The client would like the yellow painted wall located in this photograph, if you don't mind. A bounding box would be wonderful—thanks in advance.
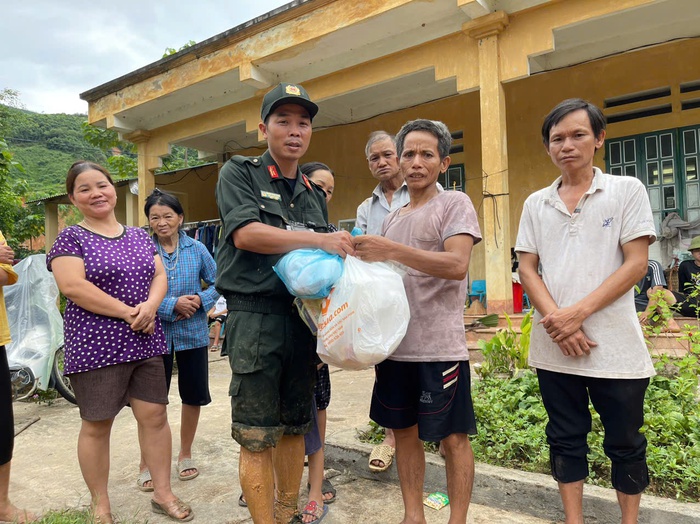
[150,39,700,282]
[303,92,486,278]
[152,164,220,224]
[504,38,700,244]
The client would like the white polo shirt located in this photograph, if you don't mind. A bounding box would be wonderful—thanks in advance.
[515,168,656,379]
[356,182,411,235]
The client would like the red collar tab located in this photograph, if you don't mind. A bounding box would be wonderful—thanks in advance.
[267,165,280,179]
[302,174,313,190]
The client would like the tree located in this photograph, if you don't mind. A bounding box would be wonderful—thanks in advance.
[0,89,57,254]
[81,122,137,179]
[0,138,39,255]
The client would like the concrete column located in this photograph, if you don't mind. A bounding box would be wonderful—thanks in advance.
[44,202,59,253]
[124,186,139,226]
[125,130,156,227]
[464,11,513,313]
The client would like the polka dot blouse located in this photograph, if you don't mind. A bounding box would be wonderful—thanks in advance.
[46,225,167,374]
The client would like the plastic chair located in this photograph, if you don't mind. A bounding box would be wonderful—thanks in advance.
[469,279,487,307]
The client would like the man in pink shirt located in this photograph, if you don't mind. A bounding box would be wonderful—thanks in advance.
[354,119,482,524]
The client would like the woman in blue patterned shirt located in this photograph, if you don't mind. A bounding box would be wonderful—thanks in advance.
[137,189,219,491]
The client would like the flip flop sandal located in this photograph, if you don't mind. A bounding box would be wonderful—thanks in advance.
[368,444,395,472]
[150,498,194,522]
[177,458,199,481]
[238,492,248,507]
[136,469,154,492]
[321,478,336,504]
[301,501,328,523]
[307,479,336,504]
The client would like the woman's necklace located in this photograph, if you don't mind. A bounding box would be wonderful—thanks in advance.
[79,219,123,238]
[158,236,180,272]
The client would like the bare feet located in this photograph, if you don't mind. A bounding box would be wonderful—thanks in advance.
[0,503,38,523]
[665,317,681,333]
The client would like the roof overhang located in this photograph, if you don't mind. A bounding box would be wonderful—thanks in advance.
[80,0,699,155]
[528,0,700,74]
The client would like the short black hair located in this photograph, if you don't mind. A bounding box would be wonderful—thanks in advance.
[541,98,606,148]
[144,188,185,220]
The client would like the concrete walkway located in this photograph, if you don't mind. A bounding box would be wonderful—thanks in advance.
[9,355,700,523]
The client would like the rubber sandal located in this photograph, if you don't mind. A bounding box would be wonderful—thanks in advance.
[368,443,395,472]
[301,501,328,523]
[307,479,336,504]
[177,458,199,481]
[136,469,154,492]
[150,498,194,522]
[238,492,248,507]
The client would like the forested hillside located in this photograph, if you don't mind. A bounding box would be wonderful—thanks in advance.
[3,106,119,198]
[3,104,205,200]
[0,96,204,254]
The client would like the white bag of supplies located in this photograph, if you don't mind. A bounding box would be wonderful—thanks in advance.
[316,256,409,370]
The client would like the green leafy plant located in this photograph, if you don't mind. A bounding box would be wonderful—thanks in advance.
[358,316,700,501]
[639,287,678,339]
[476,310,532,378]
[29,389,59,406]
[357,420,439,453]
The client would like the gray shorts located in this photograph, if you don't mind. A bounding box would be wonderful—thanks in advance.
[69,357,169,421]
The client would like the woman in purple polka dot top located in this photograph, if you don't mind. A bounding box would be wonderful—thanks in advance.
[47,161,193,522]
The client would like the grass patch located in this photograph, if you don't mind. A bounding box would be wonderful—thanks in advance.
[34,509,148,523]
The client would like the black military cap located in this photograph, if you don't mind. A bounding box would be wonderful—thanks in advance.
[260,82,318,122]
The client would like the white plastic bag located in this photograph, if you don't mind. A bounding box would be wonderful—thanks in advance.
[5,255,64,391]
[316,255,409,370]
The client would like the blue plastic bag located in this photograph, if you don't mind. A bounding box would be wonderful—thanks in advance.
[273,248,344,299]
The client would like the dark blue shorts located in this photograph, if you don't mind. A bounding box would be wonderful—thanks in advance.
[370,359,477,442]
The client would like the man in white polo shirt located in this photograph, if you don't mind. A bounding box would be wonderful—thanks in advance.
[516,98,656,524]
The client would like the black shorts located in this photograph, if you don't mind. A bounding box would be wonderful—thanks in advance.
[314,364,331,410]
[370,359,477,442]
[537,369,650,494]
[163,345,212,406]
[1,346,14,465]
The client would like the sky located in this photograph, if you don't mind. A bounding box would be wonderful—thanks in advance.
[1,0,289,115]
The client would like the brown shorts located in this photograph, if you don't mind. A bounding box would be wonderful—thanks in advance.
[69,357,169,421]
